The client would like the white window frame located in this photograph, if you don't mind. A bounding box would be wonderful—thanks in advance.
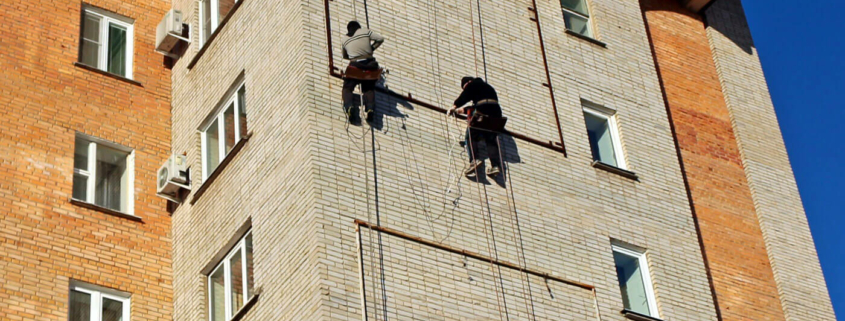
[560,0,594,38]
[612,244,659,318]
[199,80,246,181]
[69,281,131,321]
[73,134,135,215]
[199,0,241,47]
[583,105,626,169]
[81,6,135,79]
[207,230,253,321]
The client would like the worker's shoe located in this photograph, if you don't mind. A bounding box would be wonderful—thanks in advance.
[365,110,375,123]
[464,160,483,178]
[487,165,501,178]
[346,106,360,124]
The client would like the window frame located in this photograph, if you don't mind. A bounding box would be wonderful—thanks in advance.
[73,134,135,215]
[199,0,241,47]
[80,6,135,79]
[583,105,626,169]
[207,230,254,321]
[560,0,594,38]
[200,80,247,181]
[611,244,659,318]
[69,281,131,321]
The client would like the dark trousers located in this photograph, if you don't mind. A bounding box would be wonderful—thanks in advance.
[342,59,379,114]
[466,128,501,169]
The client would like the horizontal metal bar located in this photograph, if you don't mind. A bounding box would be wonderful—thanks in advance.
[330,70,566,153]
[354,219,595,291]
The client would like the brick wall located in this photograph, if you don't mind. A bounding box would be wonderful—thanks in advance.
[642,0,794,320]
[705,0,837,319]
[0,0,173,320]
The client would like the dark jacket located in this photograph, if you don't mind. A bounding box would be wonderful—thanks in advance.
[454,78,502,117]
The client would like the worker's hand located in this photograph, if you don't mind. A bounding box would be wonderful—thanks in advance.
[449,106,463,116]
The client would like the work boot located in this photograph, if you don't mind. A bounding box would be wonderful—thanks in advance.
[487,165,501,178]
[464,159,483,178]
[346,106,360,124]
[365,110,375,123]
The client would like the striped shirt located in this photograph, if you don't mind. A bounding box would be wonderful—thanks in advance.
[342,28,385,60]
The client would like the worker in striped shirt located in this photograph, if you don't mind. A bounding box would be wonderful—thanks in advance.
[342,21,385,124]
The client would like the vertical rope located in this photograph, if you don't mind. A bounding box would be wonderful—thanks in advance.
[498,136,537,320]
[467,128,507,321]
[475,0,489,80]
[467,0,480,77]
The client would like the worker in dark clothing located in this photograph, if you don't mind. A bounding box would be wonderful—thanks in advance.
[342,21,385,124]
[449,77,503,178]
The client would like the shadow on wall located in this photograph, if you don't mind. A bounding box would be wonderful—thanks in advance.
[349,84,524,188]
[643,0,754,55]
[702,0,754,55]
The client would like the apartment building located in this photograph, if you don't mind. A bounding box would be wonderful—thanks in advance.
[0,0,174,320]
[0,0,835,320]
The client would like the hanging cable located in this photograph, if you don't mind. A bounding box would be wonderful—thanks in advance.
[475,0,489,80]
[467,126,508,321]
[497,136,537,320]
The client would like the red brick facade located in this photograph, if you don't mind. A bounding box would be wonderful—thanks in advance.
[641,0,786,320]
[0,0,173,319]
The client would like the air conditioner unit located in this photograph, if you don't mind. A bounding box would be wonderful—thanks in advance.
[157,154,190,203]
[156,9,189,58]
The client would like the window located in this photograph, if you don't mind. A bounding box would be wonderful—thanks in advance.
[583,105,625,169]
[560,0,593,38]
[69,282,130,321]
[80,6,134,78]
[612,244,659,318]
[73,135,135,214]
[200,0,239,46]
[201,82,247,180]
[208,231,255,321]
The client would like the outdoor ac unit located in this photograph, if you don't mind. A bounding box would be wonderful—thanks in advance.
[157,154,190,203]
[156,9,189,58]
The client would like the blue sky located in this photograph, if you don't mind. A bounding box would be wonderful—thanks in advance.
[742,0,844,317]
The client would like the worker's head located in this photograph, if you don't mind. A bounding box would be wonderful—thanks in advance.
[461,76,475,89]
[346,21,362,37]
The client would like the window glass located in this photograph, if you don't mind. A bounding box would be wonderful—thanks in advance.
[564,11,591,37]
[229,249,244,312]
[202,0,212,44]
[81,14,101,67]
[245,233,254,298]
[209,267,226,321]
[101,297,124,321]
[614,251,651,315]
[95,144,128,211]
[79,8,132,77]
[237,86,247,135]
[584,112,618,167]
[107,23,127,76]
[69,290,92,321]
[205,119,221,176]
[73,175,89,200]
[560,0,589,16]
[74,139,89,170]
[207,230,254,321]
[224,103,236,154]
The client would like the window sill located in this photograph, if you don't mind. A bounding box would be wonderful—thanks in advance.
[186,0,245,70]
[565,30,607,48]
[70,198,143,223]
[231,291,260,321]
[73,62,142,86]
[622,309,663,321]
[190,131,253,205]
[592,160,638,181]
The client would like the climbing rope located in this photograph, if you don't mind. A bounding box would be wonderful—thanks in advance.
[498,136,537,320]
[467,127,508,321]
